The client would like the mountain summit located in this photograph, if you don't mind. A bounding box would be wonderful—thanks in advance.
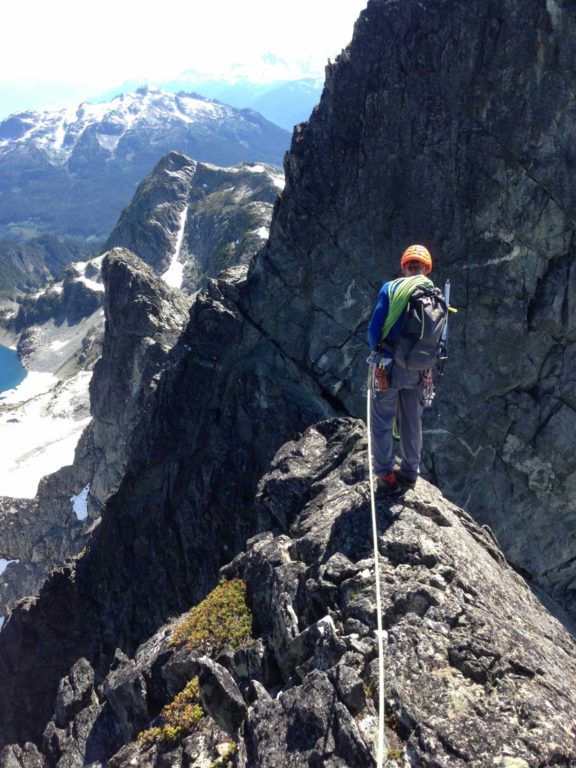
[0,87,289,241]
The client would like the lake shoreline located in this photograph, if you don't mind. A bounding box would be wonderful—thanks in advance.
[0,344,27,394]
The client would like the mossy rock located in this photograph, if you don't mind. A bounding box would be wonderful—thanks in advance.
[171,578,252,655]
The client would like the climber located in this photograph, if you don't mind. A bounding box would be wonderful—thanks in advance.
[367,244,441,494]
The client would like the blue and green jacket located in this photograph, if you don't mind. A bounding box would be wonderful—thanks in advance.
[368,280,404,352]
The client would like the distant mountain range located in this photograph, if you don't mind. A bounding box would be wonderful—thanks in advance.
[0,87,290,242]
[0,66,325,131]
[97,74,324,131]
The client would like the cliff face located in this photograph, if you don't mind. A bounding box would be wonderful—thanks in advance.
[243,0,576,614]
[1,0,576,760]
[79,249,191,512]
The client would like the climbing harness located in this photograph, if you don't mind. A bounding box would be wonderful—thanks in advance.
[366,361,387,768]
[367,351,391,393]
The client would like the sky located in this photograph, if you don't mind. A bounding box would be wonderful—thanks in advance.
[0,0,368,118]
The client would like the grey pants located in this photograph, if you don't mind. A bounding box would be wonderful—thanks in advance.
[371,364,423,480]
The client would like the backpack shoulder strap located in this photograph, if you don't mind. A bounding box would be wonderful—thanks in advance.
[380,275,434,341]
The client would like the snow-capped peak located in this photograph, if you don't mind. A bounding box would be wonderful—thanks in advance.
[0,88,237,164]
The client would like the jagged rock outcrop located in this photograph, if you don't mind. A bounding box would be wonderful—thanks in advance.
[14,278,103,372]
[104,151,283,292]
[0,153,280,613]
[0,260,107,612]
[0,263,332,748]
[78,248,191,512]
[6,419,575,767]
[0,467,89,626]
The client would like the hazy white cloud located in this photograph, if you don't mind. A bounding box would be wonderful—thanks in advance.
[3,0,367,87]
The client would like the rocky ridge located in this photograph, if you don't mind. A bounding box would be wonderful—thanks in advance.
[0,250,188,615]
[78,249,191,513]
[1,0,576,761]
[2,419,575,767]
[0,149,282,614]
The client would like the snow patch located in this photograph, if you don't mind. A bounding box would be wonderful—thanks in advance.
[162,207,188,289]
[271,175,285,191]
[96,132,122,153]
[77,275,105,292]
[50,340,70,351]
[0,559,20,576]
[89,255,105,269]
[0,371,92,498]
[253,226,269,240]
[0,372,56,404]
[70,483,90,521]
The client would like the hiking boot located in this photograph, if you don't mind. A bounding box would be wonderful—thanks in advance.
[377,471,402,495]
[395,470,417,489]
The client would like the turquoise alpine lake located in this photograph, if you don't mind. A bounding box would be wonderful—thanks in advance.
[0,344,26,394]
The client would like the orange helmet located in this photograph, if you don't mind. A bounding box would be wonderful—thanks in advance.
[400,244,432,274]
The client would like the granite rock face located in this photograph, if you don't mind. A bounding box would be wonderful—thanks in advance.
[7,419,575,767]
[79,248,191,513]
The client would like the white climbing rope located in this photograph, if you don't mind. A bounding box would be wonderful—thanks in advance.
[366,378,387,768]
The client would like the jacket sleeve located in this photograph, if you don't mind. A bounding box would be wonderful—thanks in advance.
[368,282,390,350]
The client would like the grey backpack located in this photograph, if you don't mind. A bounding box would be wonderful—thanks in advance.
[393,286,447,371]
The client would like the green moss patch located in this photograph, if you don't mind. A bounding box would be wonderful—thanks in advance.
[171,578,252,655]
[138,677,204,747]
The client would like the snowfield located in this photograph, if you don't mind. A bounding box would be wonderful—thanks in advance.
[0,370,92,498]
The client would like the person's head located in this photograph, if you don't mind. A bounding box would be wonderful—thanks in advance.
[400,244,432,276]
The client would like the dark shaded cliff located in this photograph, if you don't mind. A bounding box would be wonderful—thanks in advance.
[242,0,576,613]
